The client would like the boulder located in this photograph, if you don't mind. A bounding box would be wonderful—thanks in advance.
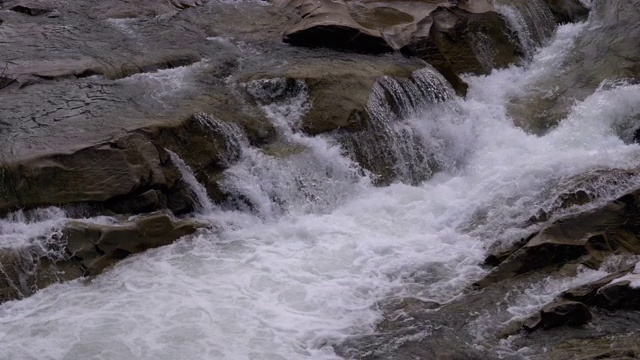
[0,212,205,303]
[524,300,592,331]
[277,0,523,96]
[63,211,204,275]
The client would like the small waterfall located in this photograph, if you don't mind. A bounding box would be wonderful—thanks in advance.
[194,113,248,166]
[0,207,69,301]
[494,0,557,58]
[219,78,366,218]
[340,67,458,185]
[166,150,216,213]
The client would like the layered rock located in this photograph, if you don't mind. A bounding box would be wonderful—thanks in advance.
[276,0,523,95]
[0,212,204,303]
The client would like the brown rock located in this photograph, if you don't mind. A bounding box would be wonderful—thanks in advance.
[63,212,204,275]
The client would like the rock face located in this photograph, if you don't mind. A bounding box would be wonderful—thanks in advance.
[276,0,523,95]
[0,212,204,303]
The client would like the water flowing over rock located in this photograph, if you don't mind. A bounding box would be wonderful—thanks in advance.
[509,0,640,134]
[0,211,204,302]
[5,0,640,359]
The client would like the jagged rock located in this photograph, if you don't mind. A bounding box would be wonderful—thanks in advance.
[542,0,590,23]
[0,212,205,303]
[477,189,640,288]
[524,300,592,331]
[63,212,204,275]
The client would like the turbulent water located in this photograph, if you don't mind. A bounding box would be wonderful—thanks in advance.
[2,14,640,360]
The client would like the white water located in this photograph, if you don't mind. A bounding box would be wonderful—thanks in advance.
[2,19,640,360]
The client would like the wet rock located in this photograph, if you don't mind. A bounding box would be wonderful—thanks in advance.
[477,188,640,288]
[510,0,640,134]
[401,6,521,95]
[5,0,55,16]
[63,212,204,275]
[242,53,423,135]
[542,0,590,23]
[597,279,640,310]
[277,0,522,96]
[525,300,592,331]
[0,212,205,303]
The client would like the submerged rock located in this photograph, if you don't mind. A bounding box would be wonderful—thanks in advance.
[542,0,590,23]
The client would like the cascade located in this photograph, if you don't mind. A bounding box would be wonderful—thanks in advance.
[494,0,557,58]
[220,78,366,218]
[341,67,459,185]
[166,150,217,213]
[2,3,640,359]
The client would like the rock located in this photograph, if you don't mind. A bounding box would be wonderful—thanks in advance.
[0,212,205,303]
[401,5,521,94]
[5,0,55,16]
[542,0,590,23]
[281,0,392,54]
[597,279,640,310]
[524,300,592,331]
[277,0,523,96]
[510,0,640,134]
[242,53,424,135]
[477,188,640,288]
[63,212,204,275]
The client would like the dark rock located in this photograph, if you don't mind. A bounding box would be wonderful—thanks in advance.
[6,1,55,16]
[539,300,592,329]
[542,0,590,23]
[597,279,640,310]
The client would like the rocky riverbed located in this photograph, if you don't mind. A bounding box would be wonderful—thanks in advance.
[2,0,640,359]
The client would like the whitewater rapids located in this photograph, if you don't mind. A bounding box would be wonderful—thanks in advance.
[2,21,640,360]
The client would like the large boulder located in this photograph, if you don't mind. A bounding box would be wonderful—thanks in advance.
[276,0,523,96]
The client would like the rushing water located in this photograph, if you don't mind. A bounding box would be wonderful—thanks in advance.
[2,13,640,360]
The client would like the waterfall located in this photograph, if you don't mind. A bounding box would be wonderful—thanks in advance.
[219,78,366,219]
[166,150,216,214]
[340,67,459,185]
[494,0,557,58]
